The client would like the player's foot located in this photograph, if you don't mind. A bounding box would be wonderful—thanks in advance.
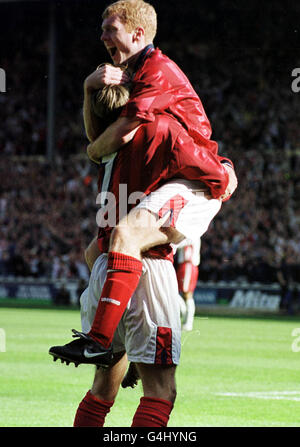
[49,329,113,368]
[182,323,193,331]
[121,362,140,388]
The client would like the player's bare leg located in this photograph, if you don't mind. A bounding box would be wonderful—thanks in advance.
[182,291,195,331]
[109,207,184,259]
[178,293,187,322]
[73,351,127,426]
[90,351,128,401]
[136,363,177,401]
[84,208,184,270]
[131,363,177,426]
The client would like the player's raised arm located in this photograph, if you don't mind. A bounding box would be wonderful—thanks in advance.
[87,116,142,162]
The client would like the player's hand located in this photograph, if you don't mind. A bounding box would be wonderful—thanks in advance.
[84,64,130,91]
[221,164,238,201]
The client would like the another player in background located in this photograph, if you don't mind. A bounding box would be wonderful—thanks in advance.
[176,238,201,331]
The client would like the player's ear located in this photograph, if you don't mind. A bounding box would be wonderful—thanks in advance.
[133,26,145,42]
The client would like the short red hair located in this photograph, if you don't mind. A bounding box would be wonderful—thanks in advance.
[102,0,157,44]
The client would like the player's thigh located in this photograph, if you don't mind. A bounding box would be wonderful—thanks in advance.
[110,207,170,255]
[135,179,222,241]
[136,363,177,403]
[91,351,128,402]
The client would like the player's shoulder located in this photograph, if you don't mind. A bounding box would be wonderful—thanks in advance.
[150,47,170,61]
[136,46,192,90]
[151,47,179,65]
[144,47,182,74]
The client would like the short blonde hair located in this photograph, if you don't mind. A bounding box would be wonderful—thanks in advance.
[92,64,131,119]
[102,0,157,44]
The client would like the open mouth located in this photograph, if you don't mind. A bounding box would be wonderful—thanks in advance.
[108,47,117,58]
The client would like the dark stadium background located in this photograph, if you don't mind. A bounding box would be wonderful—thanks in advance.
[0,0,299,313]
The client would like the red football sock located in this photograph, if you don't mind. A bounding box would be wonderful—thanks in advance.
[88,251,143,348]
[131,396,174,427]
[73,390,114,427]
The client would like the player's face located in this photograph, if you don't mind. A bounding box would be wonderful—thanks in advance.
[101,14,137,65]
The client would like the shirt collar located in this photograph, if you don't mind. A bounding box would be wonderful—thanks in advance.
[132,43,154,74]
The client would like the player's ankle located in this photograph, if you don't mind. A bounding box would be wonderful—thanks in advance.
[88,331,111,348]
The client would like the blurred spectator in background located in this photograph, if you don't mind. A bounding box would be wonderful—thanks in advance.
[53,282,71,306]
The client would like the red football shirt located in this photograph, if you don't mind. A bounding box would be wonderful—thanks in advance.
[121,47,231,165]
[97,114,228,260]
[97,46,234,259]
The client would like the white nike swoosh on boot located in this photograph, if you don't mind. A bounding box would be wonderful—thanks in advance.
[83,348,104,358]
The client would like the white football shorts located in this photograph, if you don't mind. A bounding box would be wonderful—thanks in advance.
[135,179,222,242]
[80,254,181,365]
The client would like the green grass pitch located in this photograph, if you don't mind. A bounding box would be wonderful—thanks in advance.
[0,305,300,427]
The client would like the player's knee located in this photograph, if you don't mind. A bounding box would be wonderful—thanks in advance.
[110,218,153,254]
[91,374,117,402]
[92,388,118,402]
[140,365,177,403]
[152,382,177,403]
[110,223,136,253]
[110,209,170,256]
[161,226,185,245]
